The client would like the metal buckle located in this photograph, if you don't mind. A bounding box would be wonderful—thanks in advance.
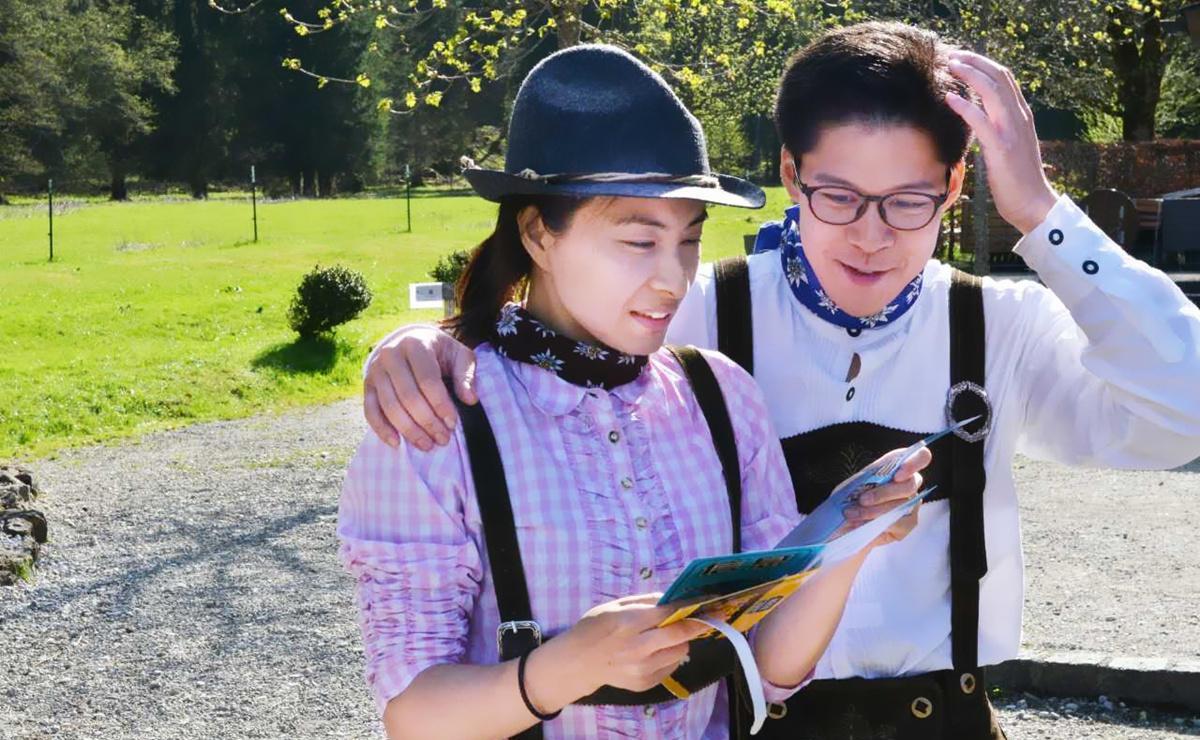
[496,620,542,656]
[945,381,992,443]
[960,672,977,695]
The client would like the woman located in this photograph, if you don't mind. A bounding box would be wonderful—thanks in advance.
[338,44,928,740]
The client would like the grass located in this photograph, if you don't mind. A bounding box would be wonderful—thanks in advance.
[0,186,794,461]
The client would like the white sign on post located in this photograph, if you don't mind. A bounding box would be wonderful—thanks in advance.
[409,282,447,310]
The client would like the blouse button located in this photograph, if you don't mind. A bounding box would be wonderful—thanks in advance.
[635,516,649,530]
[620,476,634,490]
[644,705,656,718]
[847,327,862,338]
[845,387,856,402]
[640,567,653,580]
[1049,229,1064,246]
[608,430,621,444]
[1082,260,1099,275]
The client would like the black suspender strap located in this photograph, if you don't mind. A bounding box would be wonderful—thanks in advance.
[946,269,990,671]
[714,256,755,377]
[666,345,742,551]
[454,395,544,740]
[667,345,748,740]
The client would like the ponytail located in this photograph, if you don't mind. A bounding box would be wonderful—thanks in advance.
[444,195,586,346]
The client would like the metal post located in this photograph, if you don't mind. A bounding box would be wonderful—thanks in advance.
[48,179,54,262]
[405,163,412,233]
[251,165,259,243]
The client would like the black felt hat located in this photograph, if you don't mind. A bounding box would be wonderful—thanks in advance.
[463,44,765,209]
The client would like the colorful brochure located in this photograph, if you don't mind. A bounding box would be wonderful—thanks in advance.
[657,417,977,638]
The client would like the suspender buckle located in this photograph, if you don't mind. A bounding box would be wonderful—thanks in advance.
[497,620,543,661]
[945,381,991,443]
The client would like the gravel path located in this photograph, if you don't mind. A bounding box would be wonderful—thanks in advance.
[2,399,1197,739]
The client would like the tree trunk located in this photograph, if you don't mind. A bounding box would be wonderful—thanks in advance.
[289,172,302,198]
[302,169,317,198]
[1111,13,1169,141]
[317,171,334,198]
[109,162,129,202]
[554,0,583,48]
[189,174,208,200]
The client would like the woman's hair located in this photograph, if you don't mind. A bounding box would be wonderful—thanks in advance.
[444,195,588,346]
[774,21,974,167]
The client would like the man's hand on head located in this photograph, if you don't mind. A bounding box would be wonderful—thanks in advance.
[944,50,1060,236]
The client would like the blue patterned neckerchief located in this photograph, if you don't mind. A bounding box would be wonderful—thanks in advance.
[491,303,648,389]
[751,205,923,331]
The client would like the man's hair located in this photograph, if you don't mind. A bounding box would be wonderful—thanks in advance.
[774,21,974,167]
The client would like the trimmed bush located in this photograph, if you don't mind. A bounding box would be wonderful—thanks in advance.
[428,249,471,285]
[287,265,372,338]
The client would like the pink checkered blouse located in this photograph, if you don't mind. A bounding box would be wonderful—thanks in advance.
[338,344,800,739]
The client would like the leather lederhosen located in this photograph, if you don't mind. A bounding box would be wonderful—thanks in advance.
[455,346,757,740]
[712,256,998,740]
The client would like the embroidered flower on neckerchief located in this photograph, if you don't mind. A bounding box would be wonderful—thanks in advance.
[496,304,522,335]
[573,342,609,361]
[531,319,557,338]
[861,303,897,328]
[816,288,839,314]
[530,350,564,373]
[617,354,638,365]
[785,255,808,287]
[904,274,924,305]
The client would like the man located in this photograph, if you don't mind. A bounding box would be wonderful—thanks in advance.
[357,22,1200,739]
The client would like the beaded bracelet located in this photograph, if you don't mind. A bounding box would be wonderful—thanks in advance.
[517,651,562,722]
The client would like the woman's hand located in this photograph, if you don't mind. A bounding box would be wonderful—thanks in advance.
[364,324,478,450]
[524,594,708,712]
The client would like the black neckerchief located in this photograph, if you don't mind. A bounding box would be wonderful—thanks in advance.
[490,303,648,390]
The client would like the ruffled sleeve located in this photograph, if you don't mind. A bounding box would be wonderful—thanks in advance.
[337,432,484,715]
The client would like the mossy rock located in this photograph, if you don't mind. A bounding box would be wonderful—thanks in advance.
[1,465,45,585]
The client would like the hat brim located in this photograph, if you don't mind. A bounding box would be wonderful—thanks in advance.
[464,169,765,209]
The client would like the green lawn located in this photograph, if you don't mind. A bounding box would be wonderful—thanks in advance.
[0,187,793,460]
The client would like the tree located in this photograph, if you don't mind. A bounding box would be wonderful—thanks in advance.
[1156,41,1200,138]
[0,0,75,202]
[211,0,828,122]
[857,0,1193,141]
[0,0,175,201]
[228,0,379,197]
[72,1,177,200]
[141,0,236,199]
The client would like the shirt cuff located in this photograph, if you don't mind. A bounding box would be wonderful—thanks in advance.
[1012,194,1118,309]
[762,667,814,704]
[1013,193,1192,363]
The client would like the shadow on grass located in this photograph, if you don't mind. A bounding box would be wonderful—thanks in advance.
[366,185,476,199]
[251,334,354,375]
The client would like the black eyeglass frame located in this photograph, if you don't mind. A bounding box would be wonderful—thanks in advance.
[792,159,953,232]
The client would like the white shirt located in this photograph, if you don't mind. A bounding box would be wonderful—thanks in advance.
[667,195,1200,679]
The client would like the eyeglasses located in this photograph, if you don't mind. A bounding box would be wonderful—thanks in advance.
[793,160,951,231]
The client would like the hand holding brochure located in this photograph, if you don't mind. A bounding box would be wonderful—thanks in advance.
[652,419,973,732]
